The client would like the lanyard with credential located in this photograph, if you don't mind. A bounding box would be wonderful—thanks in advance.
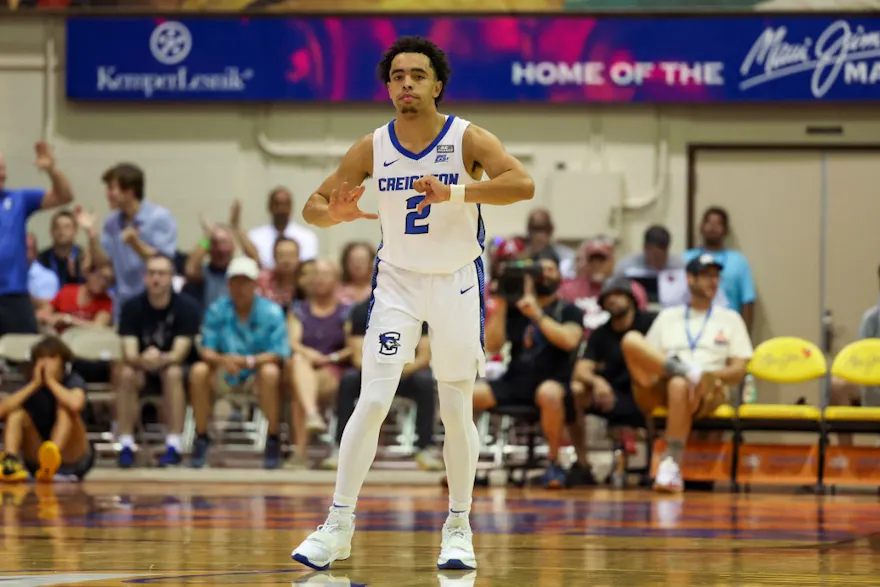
[685,305,713,352]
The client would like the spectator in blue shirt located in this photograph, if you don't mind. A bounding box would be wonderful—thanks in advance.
[189,257,289,469]
[685,206,756,333]
[81,163,177,316]
[0,142,74,335]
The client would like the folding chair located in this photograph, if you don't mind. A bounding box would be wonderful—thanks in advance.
[60,327,122,460]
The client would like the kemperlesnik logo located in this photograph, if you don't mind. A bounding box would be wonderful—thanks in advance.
[95,21,254,97]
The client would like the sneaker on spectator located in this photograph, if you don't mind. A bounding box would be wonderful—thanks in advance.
[653,456,683,493]
[415,449,444,471]
[542,463,567,489]
[566,462,597,487]
[307,412,328,434]
[190,436,211,469]
[320,448,339,470]
[117,446,136,469]
[264,437,282,470]
[287,454,310,470]
[157,446,182,468]
[0,453,28,483]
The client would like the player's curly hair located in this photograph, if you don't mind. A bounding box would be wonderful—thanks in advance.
[377,36,453,104]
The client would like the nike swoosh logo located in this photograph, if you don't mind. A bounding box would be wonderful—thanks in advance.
[460,285,475,295]
[383,159,399,167]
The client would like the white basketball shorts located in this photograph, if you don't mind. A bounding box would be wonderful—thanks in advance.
[364,257,487,382]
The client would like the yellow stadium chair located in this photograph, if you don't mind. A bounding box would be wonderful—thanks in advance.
[735,337,828,491]
[821,341,880,489]
[652,404,736,432]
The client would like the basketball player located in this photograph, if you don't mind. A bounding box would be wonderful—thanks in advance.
[291,37,534,571]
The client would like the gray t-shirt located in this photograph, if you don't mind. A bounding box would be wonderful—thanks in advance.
[615,251,685,278]
[857,304,880,406]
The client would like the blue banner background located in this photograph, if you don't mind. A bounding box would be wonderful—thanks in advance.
[65,16,880,102]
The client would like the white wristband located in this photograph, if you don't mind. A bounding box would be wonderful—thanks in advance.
[450,184,466,203]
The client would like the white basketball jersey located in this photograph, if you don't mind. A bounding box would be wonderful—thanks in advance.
[371,115,484,275]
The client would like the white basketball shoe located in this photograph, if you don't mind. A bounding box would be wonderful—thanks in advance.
[437,516,477,570]
[653,456,684,493]
[291,509,355,571]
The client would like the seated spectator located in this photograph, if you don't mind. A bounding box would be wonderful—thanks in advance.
[189,257,289,469]
[320,297,441,471]
[248,187,319,268]
[615,225,687,306]
[524,208,576,279]
[38,210,89,287]
[27,233,60,313]
[828,263,880,445]
[559,237,648,339]
[473,249,584,489]
[38,265,113,333]
[289,260,350,463]
[184,200,261,313]
[117,254,202,468]
[685,206,756,332]
[337,241,375,305]
[569,278,654,484]
[622,254,752,493]
[257,237,300,308]
[0,336,94,483]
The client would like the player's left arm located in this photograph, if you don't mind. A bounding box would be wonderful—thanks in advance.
[462,125,535,205]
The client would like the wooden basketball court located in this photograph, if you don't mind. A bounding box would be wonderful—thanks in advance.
[2,480,880,586]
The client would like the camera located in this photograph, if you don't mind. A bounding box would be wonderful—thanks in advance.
[495,259,544,302]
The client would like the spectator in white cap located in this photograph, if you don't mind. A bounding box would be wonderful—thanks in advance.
[188,256,291,470]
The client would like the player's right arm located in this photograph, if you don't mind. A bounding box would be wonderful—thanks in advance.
[302,134,376,228]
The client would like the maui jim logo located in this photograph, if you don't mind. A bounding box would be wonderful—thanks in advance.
[739,20,880,98]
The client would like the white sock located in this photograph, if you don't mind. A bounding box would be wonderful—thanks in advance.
[333,358,403,505]
[118,434,135,449]
[438,379,480,521]
[166,434,181,452]
[329,493,357,526]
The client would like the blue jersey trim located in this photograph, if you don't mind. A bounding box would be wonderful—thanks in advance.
[388,115,456,161]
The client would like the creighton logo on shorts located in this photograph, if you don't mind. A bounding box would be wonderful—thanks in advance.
[378,331,401,356]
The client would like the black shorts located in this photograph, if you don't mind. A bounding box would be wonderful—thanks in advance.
[25,443,95,480]
[0,294,38,336]
[586,387,645,428]
[490,375,578,423]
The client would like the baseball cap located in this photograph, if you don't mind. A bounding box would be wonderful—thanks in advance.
[686,253,724,275]
[583,238,613,258]
[598,276,636,307]
[226,256,260,280]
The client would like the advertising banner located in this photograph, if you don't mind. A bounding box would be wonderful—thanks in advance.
[66,16,880,103]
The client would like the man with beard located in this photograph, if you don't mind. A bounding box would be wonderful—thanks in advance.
[559,237,648,339]
[685,207,755,332]
[567,277,654,483]
[473,249,584,489]
[621,254,752,493]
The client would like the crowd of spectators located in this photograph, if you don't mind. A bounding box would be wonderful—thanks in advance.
[14,142,865,495]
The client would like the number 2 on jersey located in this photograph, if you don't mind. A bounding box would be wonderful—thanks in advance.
[405,195,431,234]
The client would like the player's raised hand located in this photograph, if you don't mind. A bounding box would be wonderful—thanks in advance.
[414,175,450,214]
[327,182,378,223]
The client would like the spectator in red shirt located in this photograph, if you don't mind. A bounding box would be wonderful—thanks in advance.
[558,237,648,339]
[38,266,113,333]
[256,237,300,309]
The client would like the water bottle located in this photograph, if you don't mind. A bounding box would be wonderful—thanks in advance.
[611,448,626,489]
[743,374,757,404]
